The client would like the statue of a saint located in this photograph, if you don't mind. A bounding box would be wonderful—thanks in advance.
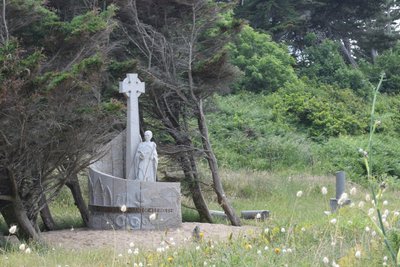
[134,130,158,182]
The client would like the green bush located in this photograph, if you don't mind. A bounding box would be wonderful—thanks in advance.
[272,81,368,139]
[228,25,298,93]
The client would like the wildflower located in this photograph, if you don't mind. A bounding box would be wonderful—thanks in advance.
[330,218,337,224]
[383,200,388,206]
[355,250,361,259]
[349,202,355,208]
[264,246,269,251]
[244,243,252,250]
[257,250,262,255]
[287,248,293,253]
[350,187,357,195]
[384,209,390,216]
[128,249,132,254]
[70,226,74,231]
[332,261,340,267]
[149,213,157,221]
[117,253,123,257]
[280,227,286,233]
[204,261,208,266]
[129,242,135,247]
[368,208,374,216]
[282,248,287,253]
[167,256,174,263]
[19,244,26,251]
[120,205,127,212]
[134,248,139,255]
[358,201,365,208]
[358,148,368,157]
[331,241,336,246]
[196,246,200,250]
[365,226,370,232]
[394,211,399,217]
[338,193,348,206]
[274,248,281,255]
[371,231,377,237]
[264,228,270,234]
[365,194,371,202]
[25,248,31,254]
[157,247,164,253]
[322,257,329,264]
[383,256,388,261]
[9,225,17,234]
[301,227,306,232]
[321,187,328,195]
[296,191,303,197]
[324,211,331,216]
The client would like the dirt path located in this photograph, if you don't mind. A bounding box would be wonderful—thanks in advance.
[41,223,259,253]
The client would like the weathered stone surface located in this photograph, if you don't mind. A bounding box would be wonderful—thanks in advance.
[88,167,181,230]
[141,182,182,230]
[87,73,182,230]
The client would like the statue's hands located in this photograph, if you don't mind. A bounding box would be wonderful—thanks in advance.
[139,152,144,159]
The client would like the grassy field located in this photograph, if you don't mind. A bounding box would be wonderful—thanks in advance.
[0,169,399,266]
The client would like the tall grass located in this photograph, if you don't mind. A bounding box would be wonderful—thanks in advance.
[1,168,399,266]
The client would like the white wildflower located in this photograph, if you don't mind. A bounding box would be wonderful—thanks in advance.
[350,187,357,196]
[358,201,365,208]
[338,193,348,206]
[349,202,355,208]
[324,211,331,216]
[321,187,328,195]
[264,246,269,251]
[371,231,377,237]
[365,194,371,202]
[301,227,306,232]
[322,257,329,264]
[365,226,370,232]
[383,200,388,206]
[368,208,374,216]
[383,256,388,261]
[120,205,127,212]
[149,213,157,221]
[9,225,17,234]
[257,250,262,255]
[129,242,135,247]
[128,249,132,254]
[25,247,31,254]
[19,244,26,251]
[287,248,293,253]
[296,191,303,198]
[384,209,390,216]
[281,227,286,233]
[196,246,200,250]
[394,211,399,217]
[355,250,361,259]
[330,218,337,224]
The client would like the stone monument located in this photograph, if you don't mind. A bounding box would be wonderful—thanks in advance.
[87,74,182,230]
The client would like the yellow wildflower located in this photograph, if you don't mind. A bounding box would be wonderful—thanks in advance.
[274,248,281,255]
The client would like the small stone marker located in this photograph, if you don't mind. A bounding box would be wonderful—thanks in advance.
[241,210,270,220]
[330,171,351,211]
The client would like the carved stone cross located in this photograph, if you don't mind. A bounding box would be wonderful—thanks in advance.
[119,73,145,179]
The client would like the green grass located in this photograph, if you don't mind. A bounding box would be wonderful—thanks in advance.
[1,168,398,266]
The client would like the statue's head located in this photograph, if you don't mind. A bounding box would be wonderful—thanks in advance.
[144,130,153,142]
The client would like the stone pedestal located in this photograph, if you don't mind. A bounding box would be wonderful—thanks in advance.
[88,167,181,230]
